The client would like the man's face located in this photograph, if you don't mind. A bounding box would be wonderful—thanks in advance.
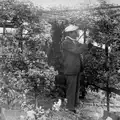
[69,31,79,39]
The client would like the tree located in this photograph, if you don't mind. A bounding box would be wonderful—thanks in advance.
[47,20,68,73]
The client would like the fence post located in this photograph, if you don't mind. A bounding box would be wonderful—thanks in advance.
[84,28,87,43]
[105,43,110,112]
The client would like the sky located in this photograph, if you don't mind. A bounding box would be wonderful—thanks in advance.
[29,0,120,8]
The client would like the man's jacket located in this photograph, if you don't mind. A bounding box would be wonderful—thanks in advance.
[61,36,88,75]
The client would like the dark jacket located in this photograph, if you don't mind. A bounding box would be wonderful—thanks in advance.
[61,36,88,75]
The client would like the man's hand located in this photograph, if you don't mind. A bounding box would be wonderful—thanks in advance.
[88,42,93,50]
[86,37,93,50]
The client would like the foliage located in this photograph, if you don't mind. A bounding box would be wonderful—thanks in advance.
[0,0,57,109]
[22,98,81,120]
[86,3,120,89]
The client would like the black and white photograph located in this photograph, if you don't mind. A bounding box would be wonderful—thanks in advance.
[1,0,120,120]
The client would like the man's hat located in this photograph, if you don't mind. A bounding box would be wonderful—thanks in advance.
[64,24,79,32]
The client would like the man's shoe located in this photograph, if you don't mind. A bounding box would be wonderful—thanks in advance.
[65,108,76,114]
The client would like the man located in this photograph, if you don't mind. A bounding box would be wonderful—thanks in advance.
[61,24,91,113]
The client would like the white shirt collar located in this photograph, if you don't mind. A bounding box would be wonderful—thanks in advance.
[65,36,76,41]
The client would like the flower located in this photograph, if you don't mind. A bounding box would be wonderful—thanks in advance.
[26,110,36,120]
[52,99,62,111]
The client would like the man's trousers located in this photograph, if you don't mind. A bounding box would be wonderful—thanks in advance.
[65,75,80,111]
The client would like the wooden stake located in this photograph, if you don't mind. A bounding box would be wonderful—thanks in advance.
[107,75,110,112]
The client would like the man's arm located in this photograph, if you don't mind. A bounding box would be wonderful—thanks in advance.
[61,39,88,54]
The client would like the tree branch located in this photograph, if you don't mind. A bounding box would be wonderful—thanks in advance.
[89,83,120,95]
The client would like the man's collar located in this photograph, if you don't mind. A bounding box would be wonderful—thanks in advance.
[65,36,76,41]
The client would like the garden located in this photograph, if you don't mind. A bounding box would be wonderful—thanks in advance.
[1,0,120,120]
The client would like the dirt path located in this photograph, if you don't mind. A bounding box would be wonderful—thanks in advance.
[5,110,26,120]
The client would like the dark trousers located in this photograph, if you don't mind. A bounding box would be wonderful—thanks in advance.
[65,75,80,110]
